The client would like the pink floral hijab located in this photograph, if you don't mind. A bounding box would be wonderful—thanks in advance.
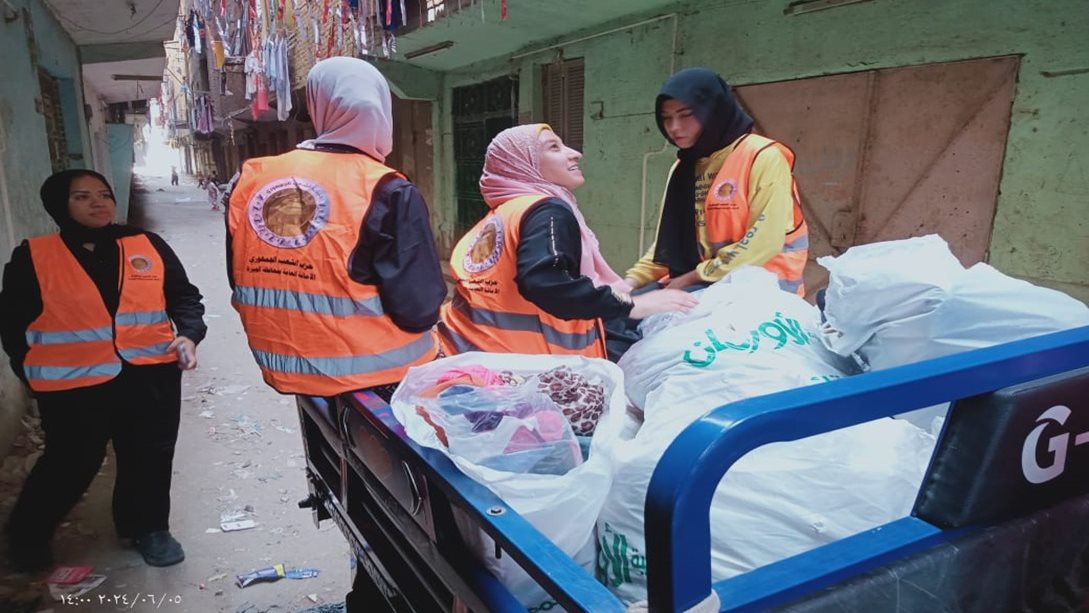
[479,124,622,288]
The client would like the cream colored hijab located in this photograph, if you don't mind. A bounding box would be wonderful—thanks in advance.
[298,57,393,162]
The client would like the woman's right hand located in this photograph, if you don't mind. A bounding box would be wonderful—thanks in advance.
[629,288,700,320]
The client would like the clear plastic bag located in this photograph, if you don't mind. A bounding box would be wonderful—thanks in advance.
[416,384,582,476]
[391,353,627,611]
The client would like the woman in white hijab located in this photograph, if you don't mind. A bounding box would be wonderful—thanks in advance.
[226,57,447,401]
[298,56,394,161]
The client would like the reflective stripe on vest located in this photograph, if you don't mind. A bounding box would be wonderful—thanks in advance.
[436,321,481,354]
[250,334,435,378]
[778,278,804,293]
[26,326,113,345]
[449,294,602,351]
[119,342,175,361]
[232,285,385,317]
[25,362,122,383]
[781,232,810,253]
[115,310,169,325]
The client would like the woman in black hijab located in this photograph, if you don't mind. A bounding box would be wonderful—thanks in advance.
[0,169,206,571]
[618,67,808,294]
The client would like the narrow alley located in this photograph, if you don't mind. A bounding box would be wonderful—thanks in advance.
[0,171,351,613]
[1,0,1088,611]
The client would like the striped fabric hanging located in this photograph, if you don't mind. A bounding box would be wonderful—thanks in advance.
[319,0,332,58]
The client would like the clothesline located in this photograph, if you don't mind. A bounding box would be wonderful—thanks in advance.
[174,0,510,126]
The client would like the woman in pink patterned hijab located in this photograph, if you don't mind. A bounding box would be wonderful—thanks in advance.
[479,124,622,288]
[436,124,698,361]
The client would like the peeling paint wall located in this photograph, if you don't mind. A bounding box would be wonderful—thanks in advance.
[0,0,93,454]
[426,0,1089,301]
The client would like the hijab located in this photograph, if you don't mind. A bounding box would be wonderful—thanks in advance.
[298,57,393,162]
[40,169,130,245]
[479,124,622,288]
[652,67,754,277]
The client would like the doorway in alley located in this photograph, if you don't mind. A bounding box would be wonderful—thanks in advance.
[452,76,518,234]
[734,56,1020,295]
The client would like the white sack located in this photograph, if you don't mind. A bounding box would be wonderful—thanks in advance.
[597,415,934,604]
[857,262,1089,370]
[620,267,853,419]
[819,236,1089,429]
[817,235,964,355]
[599,269,931,603]
[391,353,627,611]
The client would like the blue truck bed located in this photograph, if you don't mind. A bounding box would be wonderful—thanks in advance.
[295,325,1089,612]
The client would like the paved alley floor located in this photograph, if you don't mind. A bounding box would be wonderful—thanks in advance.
[0,171,351,613]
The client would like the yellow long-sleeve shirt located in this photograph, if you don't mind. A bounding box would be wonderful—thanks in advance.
[625,136,796,287]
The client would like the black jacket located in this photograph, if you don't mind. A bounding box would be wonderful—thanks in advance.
[0,231,207,384]
[516,198,633,321]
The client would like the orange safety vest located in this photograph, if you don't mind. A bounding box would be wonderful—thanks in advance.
[228,148,438,395]
[23,233,177,392]
[438,195,607,358]
[704,133,809,295]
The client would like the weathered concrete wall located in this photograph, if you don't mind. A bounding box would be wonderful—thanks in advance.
[427,0,1089,301]
[0,0,93,455]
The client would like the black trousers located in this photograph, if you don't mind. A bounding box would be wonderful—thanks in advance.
[6,363,182,546]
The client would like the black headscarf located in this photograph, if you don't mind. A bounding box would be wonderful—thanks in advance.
[652,68,754,277]
[40,169,130,244]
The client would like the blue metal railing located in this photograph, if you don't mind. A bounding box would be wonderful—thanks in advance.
[644,325,1089,612]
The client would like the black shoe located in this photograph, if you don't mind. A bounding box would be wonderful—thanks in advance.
[133,531,185,567]
[7,539,53,573]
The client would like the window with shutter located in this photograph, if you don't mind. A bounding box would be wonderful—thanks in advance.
[452,76,518,234]
[38,70,69,173]
[542,58,585,151]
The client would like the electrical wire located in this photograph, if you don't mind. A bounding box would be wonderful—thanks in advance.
[45,0,169,36]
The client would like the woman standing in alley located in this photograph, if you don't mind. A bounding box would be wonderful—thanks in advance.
[0,169,206,571]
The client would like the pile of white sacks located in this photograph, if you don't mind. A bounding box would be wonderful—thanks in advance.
[597,235,1089,603]
[392,235,1089,607]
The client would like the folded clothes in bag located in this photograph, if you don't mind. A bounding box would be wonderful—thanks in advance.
[416,384,582,476]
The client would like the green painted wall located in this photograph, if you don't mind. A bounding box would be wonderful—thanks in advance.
[423,0,1089,301]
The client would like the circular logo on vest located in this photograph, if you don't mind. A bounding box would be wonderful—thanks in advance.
[247,178,331,248]
[463,216,503,274]
[714,178,738,200]
[128,255,153,272]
